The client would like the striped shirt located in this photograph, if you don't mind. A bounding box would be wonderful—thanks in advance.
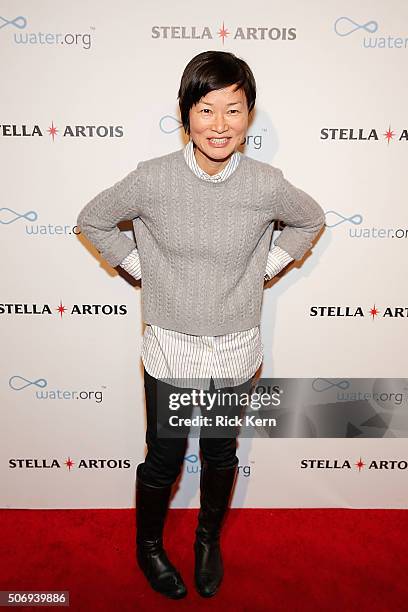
[120,140,294,389]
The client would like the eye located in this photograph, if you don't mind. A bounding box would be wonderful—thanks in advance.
[201,108,211,113]
[229,109,239,114]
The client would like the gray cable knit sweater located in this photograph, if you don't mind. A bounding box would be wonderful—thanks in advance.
[77,147,325,335]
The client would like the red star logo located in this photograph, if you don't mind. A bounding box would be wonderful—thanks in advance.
[65,457,75,471]
[56,300,67,318]
[355,457,365,472]
[383,125,394,144]
[369,304,379,320]
[48,120,58,142]
[218,21,230,45]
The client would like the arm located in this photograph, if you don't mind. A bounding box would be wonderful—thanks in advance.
[76,163,144,269]
[272,168,325,260]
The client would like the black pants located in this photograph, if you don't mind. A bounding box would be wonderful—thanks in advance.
[138,368,252,487]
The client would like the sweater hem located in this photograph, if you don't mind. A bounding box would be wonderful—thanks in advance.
[142,315,261,336]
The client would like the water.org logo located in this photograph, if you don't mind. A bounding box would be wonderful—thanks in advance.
[8,457,131,470]
[334,16,408,50]
[0,207,79,238]
[309,304,408,319]
[9,374,105,403]
[0,302,127,317]
[0,122,123,139]
[184,453,252,477]
[301,457,408,471]
[0,14,94,50]
[324,210,408,240]
[152,22,296,44]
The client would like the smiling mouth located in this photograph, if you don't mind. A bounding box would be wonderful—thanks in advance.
[207,137,231,145]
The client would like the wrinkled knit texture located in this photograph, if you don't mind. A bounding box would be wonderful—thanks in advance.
[77,148,325,335]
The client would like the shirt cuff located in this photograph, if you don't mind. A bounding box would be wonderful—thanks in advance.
[264,245,294,280]
[119,248,141,279]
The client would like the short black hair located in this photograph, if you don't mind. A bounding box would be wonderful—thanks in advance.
[178,50,256,135]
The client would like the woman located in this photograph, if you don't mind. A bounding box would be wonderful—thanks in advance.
[77,50,325,600]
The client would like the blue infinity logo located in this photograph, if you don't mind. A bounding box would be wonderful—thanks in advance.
[0,15,27,30]
[0,207,38,224]
[184,454,199,463]
[324,210,363,228]
[334,16,378,37]
[159,115,182,134]
[312,379,351,392]
[9,375,48,391]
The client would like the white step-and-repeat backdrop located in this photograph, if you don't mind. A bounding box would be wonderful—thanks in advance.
[1,0,407,509]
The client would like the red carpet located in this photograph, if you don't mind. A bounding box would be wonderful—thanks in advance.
[0,508,407,611]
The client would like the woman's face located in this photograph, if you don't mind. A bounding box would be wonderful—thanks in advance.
[188,83,249,175]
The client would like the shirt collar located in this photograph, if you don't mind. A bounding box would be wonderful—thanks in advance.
[183,139,241,182]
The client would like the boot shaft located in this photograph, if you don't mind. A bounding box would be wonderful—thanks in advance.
[196,461,239,539]
[136,463,173,544]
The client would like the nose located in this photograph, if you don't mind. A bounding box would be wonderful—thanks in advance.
[211,113,228,133]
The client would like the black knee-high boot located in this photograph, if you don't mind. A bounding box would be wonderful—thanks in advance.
[136,464,187,599]
[194,459,238,597]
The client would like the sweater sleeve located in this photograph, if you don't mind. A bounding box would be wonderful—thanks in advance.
[272,168,326,261]
[76,162,144,269]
